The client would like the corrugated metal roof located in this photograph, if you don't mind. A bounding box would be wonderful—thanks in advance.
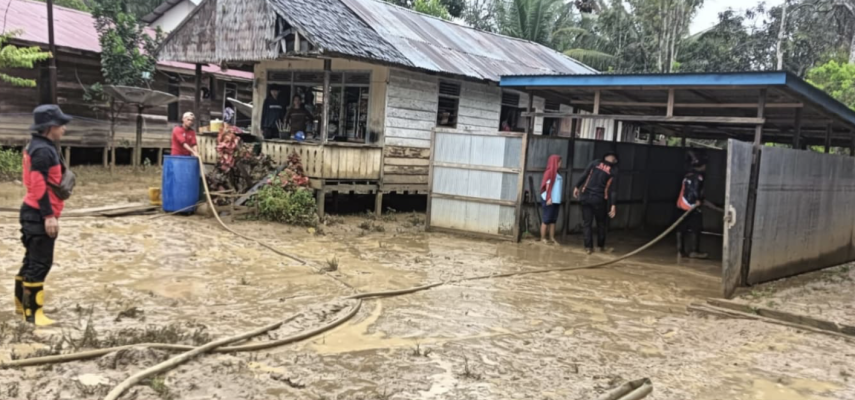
[266,0,412,67]
[339,0,596,81]
[0,0,251,80]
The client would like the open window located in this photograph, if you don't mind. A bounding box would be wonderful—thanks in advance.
[265,70,372,143]
[436,81,461,128]
[499,91,524,132]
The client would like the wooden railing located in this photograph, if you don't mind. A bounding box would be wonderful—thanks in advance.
[198,136,382,181]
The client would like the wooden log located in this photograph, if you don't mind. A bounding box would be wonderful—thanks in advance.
[706,299,855,336]
[374,192,383,217]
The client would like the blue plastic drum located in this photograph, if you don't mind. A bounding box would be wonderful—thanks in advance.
[162,155,200,213]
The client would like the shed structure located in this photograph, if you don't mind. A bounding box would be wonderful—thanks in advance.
[463,71,855,298]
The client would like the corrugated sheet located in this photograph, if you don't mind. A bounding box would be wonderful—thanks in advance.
[747,146,855,284]
[340,0,596,81]
[267,0,411,67]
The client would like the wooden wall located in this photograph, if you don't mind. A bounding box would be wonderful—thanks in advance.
[384,69,437,149]
[0,49,252,150]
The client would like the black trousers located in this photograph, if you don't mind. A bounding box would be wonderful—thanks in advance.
[680,208,703,255]
[18,219,56,282]
[262,127,280,140]
[581,199,608,249]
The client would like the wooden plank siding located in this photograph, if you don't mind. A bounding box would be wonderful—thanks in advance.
[0,51,252,150]
[384,69,438,149]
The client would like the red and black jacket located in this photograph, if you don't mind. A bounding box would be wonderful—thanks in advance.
[575,159,619,208]
[677,171,704,211]
[21,134,64,220]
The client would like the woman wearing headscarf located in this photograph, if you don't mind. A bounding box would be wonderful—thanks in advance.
[540,155,563,244]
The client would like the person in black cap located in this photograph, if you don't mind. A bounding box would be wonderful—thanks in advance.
[261,85,286,140]
[573,151,619,255]
[15,104,72,326]
[676,150,722,259]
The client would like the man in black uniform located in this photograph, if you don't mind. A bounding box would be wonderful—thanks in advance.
[573,151,619,255]
[676,151,721,259]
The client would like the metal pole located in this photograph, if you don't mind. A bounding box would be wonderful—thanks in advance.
[47,0,57,104]
[514,93,535,242]
[322,59,331,144]
[194,64,202,132]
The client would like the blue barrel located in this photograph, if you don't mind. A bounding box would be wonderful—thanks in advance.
[162,156,201,213]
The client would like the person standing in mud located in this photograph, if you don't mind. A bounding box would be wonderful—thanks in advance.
[677,151,722,259]
[540,155,563,244]
[573,151,619,255]
[15,105,73,326]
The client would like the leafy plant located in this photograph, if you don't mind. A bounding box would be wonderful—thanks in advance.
[253,186,318,226]
[0,148,23,180]
[807,60,855,110]
[413,0,451,20]
[0,33,52,87]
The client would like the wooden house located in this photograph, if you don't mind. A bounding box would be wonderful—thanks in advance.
[158,0,624,215]
[0,0,253,163]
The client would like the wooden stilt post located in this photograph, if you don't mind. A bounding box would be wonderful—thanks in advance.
[561,121,576,238]
[322,59,331,144]
[374,191,383,217]
[63,146,70,165]
[157,148,163,166]
[103,146,109,168]
[194,64,202,132]
[316,183,326,219]
[641,128,654,230]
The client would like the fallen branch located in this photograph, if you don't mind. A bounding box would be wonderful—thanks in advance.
[688,303,854,342]
[707,298,855,336]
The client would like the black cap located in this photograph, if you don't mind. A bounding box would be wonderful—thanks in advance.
[30,104,72,132]
[603,151,619,164]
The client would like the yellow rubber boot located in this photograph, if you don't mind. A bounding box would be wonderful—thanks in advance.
[14,276,23,315]
[22,281,55,326]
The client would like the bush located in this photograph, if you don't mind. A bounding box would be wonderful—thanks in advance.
[253,185,318,226]
[0,148,22,180]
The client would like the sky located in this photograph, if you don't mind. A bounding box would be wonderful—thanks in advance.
[690,0,785,33]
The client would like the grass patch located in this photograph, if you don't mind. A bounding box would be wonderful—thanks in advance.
[325,257,340,272]
[0,148,22,181]
[252,186,318,226]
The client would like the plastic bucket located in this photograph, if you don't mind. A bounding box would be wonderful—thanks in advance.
[162,156,200,213]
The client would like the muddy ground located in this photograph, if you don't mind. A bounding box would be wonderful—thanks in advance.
[1,167,853,400]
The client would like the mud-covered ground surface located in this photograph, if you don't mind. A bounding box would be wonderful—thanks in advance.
[1,168,854,400]
[733,263,854,326]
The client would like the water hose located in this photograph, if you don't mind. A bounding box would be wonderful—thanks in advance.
[2,156,695,400]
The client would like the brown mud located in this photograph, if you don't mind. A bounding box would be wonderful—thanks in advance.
[0,168,853,399]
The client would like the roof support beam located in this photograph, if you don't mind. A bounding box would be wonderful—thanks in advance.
[568,100,803,109]
[520,112,765,125]
[666,89,675,117]
[793,108,803,149]
[593,90,601,115]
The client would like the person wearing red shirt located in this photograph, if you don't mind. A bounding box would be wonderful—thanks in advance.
[16,105,72,326]
[171,112,199,157]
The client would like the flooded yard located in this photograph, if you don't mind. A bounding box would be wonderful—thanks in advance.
[0,168,853,400]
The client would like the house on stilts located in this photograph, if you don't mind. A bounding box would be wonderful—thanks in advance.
[156,0,628,216]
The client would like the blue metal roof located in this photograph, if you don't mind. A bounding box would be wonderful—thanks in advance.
[500,71,855,130]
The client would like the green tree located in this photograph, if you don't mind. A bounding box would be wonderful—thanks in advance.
[34,0,90,12]
[89,0,163,170]
[807,60,855,109]
[678,9,763,72]
[413,0,451,19]
[0,33,52,87]
[462,0,498,32]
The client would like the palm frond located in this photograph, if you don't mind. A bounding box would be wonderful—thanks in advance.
[564,48,617,70]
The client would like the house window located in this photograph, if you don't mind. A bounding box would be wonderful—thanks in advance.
[499,91,523,132]
[265,70,372,143]
[436,81,460,128]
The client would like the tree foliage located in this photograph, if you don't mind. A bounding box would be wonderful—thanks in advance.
[495,0,572,46]
[807,60,855,109]
[413,0,452,20]
[0,33,52,87]
[34,0,90,12]
[91,0,162,87]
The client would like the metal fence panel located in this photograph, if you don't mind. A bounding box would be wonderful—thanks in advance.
[429,130,523,239]
[747,146,855,284]
[723,139,753,298]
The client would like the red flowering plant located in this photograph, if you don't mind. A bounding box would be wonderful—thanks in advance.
[267,151,311,191]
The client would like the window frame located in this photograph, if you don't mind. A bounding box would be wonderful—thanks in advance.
[436,80,461,129]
